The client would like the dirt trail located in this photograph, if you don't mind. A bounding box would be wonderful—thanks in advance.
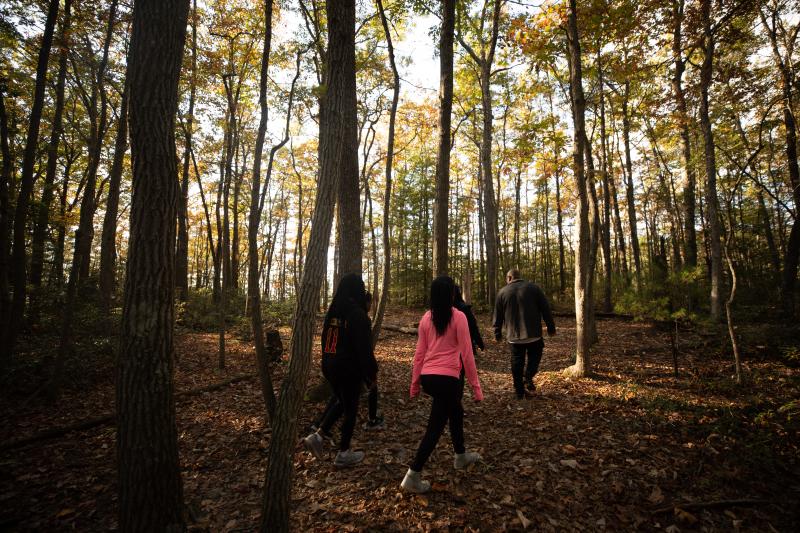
[1,311,798,531]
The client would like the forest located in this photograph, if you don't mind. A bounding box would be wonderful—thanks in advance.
[0,0,798,530]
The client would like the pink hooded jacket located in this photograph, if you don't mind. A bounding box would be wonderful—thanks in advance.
[410,308,483,401]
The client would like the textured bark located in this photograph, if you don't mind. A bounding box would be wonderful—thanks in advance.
[598,52,613,313]
[30,0,72,289]
[432,0,455,277]
[176,0,198,302]
[334,0,361,278]
[8,0,60,355]
[99,79,129,309]
[565,0,591,377]
[371,0,400,345]
[259,1,346,528]
[672,0,697,269]
[116,0,189,530]
[699,0,722,321]
[548,91,566,295]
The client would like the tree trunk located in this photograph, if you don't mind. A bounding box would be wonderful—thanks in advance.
[99,80,129,310]
[8,0,60,355]
[176,0,197,302]
[432,0,455,277]
[0,89,12,362]
[622,80,642,286]
[116,0,189,530]
[598,51,613,313]
[334,0,361,278]
[30,0,72,291]
[371,0,400,345]
[699,0,722,321]
[672,0,697,270]
[259,1,348,529]
[565,0,591,377]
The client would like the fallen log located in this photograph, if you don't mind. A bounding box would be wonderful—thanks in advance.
[1,373,258,451]
[381,322,418,335]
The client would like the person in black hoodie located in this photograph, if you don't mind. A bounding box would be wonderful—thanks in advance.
[303,274,377,467]
[454,285,485,354]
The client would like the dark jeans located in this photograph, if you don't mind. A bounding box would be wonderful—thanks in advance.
[314,381,379,429]
[510,339,544,397]
[367,384,378,420]
[319,363,361,451]
[410,373,465,472]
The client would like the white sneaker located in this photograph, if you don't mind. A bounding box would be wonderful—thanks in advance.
[333,449,364,467]
[400,468,431,493]
[303,432,324,460]
[454,451,482,469]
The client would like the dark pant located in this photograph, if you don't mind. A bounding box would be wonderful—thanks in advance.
[315,381,379,429]
[410,374,465,472]
[319,363,361,451]
[367,384,378,420]
[510,339,544,397]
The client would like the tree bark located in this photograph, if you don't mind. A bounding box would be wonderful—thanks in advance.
[259,0,349,529]
[598,50,613,313]
[116,0,189,530]
[176,0,198,302]
[99,79,129,310]
[699,0,722,321]
[371,0,400,345]
[622,80,641,286]
[565,0,592,377]
[432,0,455,277]
[0,88,12,362]
[8,0,60,355]
[30,0,72,290]
[335,0,361,278]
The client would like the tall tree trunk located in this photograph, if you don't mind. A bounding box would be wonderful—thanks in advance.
[8,0,60,354]
[699,0,722,321]
[622,80,641,286]
[549,90,566,295]
[99,80,129,310]
[335,0,360,278]
[75,0,119,281]
[260,1,348,529]
[176,0,197,302]
[598,51,613,313]
[672,0,697,270]
[30,0,72,290]
[372,0,400,344]
[432,0,455,277]
[565,0,592,377]
[116,0,189,529]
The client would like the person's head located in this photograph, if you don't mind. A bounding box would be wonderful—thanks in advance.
[326,273,366,320]
[430,276,455,336]
[506,269,522,284]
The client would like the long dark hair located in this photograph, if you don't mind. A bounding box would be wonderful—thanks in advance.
[325,273,366,327]
[430,276,455,336]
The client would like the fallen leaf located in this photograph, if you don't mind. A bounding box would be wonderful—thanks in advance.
[560,459,578,469]
[516,509,531,529]
[648,486,664,504]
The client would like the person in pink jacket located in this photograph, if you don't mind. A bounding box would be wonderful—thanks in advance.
[401,276,484,493]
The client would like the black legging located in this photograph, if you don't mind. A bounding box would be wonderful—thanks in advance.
[319,362,361,451]
[410,373,465,472]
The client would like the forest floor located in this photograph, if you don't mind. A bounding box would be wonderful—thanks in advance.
[1,308,799,532]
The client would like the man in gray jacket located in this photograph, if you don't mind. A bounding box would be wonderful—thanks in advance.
[493,269,556,399]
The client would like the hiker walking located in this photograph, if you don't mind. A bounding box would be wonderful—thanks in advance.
[493,269,556,399]
[401,276,483,493]
[303,274,377,467]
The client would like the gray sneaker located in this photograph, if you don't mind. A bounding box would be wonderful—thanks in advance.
[303,432,324,460]
[333,449,364,467]
[454,451,482,469]
[400,468,431,493]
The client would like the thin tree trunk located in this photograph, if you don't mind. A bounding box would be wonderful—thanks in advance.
[699,0,722,321]
[372,0,400,345]
[0,88,12,362]
[30,0,72,290]
[176,0,197,302]
[99,79,129,310]
[260,1,348,528]
[598,50,613,313]
[117,0,189,529]
[8,0,60,355]
[565,0,591,377]
[433,0,455,277]
[622,79,641,286]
